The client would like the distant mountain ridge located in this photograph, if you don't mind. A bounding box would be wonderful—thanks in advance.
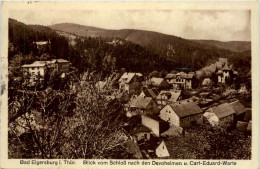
[193,40,251,53]
[50,23,251,53]
[9,18,251,79]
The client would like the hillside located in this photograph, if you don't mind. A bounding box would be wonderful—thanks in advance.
[193,40,251,53]
[50,23,245,71]
[9,18,251,76]
[9,19,70,61]
[50,23,251,53]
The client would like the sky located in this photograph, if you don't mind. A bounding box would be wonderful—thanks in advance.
[9,9,251,41]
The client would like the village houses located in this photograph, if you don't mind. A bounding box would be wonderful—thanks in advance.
[165,72,194,89]
[216,58,238,84]
[141,115,169,137]
[139,88,159,99]
[126,96,159,117]
[118,72,143,94]
[33,40,51,53]
[154,140,170,158]
[156,90,182,109]
[203,103,236,126]
[21,59,70,82]
[159,101,203,128]
[146,77,170,90]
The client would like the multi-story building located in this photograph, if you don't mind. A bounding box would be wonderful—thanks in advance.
[165,72,194,89]
[159,101,203,128]
[156,90,182,109]
[22,59,70,82]
[118,72,143,94]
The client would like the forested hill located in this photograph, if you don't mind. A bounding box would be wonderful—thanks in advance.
[50,23,251,53]
[9,18,251,76]
[193,40,251,53]
[9,18,71,62]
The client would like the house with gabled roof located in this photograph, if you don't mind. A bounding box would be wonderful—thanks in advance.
[215,58,237,84]
[33,39,51,52]
[141,115,169,137]
[155,140,170,158]
[156,90,182,109]
[203,103,236,126]
[148,77,170,90]
[139,88,159,99]
[126,97,159,117]
[21,59,70,83]
[165,72,194,89]
[118,72,143,94]
[159,101,203,128]
[139,138,170,158]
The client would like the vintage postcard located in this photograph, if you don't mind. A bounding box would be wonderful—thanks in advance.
[1,1,259,169]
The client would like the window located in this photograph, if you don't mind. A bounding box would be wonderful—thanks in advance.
[168,117,170,122]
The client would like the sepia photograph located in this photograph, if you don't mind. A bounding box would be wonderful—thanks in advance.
[1,1,259,167]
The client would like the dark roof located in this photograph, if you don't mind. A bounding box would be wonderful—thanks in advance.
[131,124,151,134]
[130,97,152,109]
[229,100,246,115]
[211,103,235,119]
[169,101,203,118]
[142,114,165,122]
[142,88,159,98]
[236,121,249,131]
[244,108,252,121]
[128,109,143,116]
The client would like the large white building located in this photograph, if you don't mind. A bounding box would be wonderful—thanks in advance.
[22,59,70,82]
[159,101,203,128]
